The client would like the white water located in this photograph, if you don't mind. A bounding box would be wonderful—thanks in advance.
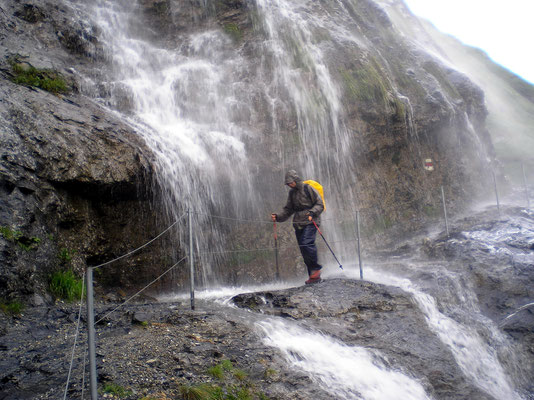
[257,318,431,400]
[89,1,264,284]
[94,2,254,214]
[330,267,523,400]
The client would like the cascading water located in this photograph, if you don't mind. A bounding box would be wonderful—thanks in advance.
[86,0,393,282]
[331,266,525,400]
[253,0,377,260]
[257,318,431,400]
[88,0,263,284]
[83,0,496,283]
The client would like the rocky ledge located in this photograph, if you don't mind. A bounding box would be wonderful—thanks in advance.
[1,276,501,400]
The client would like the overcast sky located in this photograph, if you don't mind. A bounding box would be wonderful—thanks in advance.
[402,0,534,84]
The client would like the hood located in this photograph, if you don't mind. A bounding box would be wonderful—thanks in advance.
[284,169,301,184]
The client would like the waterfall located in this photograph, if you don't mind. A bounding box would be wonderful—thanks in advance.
[88,0,262,285]
[255,0,378,192]
[358,267,523,400]
[257,318,431,400]
[254,0,368,261]
[86,0,375,283]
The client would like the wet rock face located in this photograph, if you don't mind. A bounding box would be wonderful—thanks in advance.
[0,1,176,301]
[232,279,491,400]
[0,76,173,299]
[420,207,534,322]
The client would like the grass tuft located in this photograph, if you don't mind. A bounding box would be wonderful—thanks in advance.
[101,382,133,398]
[49,270,84,302]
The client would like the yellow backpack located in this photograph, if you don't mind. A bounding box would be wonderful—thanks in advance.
[303,180,325,211]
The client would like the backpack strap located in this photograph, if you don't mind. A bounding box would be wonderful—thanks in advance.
[303,183,314,205]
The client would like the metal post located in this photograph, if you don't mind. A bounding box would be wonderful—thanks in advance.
[522,162,530,209]
[86,267,98,400]
[356,210,363,280]
[441,186,449,237]
[492,170,500,215]
[188,209,195,310]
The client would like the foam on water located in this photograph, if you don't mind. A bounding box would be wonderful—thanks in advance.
[332,267,522,400]
[257,318,431,400]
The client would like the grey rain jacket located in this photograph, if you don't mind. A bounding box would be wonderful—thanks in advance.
[275,170,324,228]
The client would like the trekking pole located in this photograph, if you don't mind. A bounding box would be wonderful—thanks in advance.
[273,221,280,280]
[311,220,343,269]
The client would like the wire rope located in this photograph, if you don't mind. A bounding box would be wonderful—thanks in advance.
[95,256,187,325]
[93,212,186,270]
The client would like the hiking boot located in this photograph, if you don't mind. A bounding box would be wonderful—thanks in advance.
[305,277,322,284]
[309,269,321,280]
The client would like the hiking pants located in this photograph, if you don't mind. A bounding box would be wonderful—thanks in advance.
[295,224,322,276]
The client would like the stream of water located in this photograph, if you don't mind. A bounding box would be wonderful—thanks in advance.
[257,318,431,400]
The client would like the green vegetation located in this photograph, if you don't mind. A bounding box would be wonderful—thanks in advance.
[100,382,133,398]
[180,360,269,400]
[422,61,460,99]
[0,299,25,316]
[49,270,84,302]
[10,61,68,94]
[0,226,22,241]
[340,58,406,120]
[208,363,226,380]
[0,226,41,251]
[17,236,41,251]
[263,368,277,379]
[341,62,389,104]
[223,23,243,43]
[180,384,219,400]
[208,359,235,380]
[58,247,76,264]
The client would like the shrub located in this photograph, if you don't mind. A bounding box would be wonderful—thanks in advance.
[58,248,75,264]
[49,270,84,302]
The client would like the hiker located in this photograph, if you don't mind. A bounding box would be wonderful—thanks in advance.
[271,170,324,284]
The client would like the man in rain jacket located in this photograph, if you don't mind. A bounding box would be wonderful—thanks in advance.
[271,170,324,284]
